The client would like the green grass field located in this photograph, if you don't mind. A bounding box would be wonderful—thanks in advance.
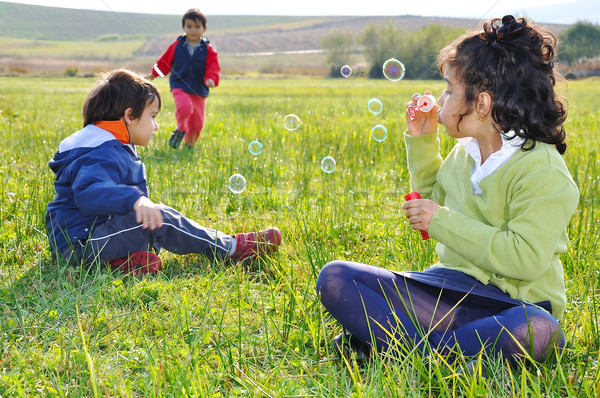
[0,75,598,396]
[0,37,147,60]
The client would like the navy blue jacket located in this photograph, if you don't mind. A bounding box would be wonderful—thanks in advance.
[151,36,221,97]
[45,123,148,257]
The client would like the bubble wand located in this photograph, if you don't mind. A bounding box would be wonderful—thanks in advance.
[408,94,436,119]
[405,92,435,240]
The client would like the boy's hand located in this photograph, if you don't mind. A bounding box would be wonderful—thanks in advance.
[406,90,438,136]
[144,74,156,81]
[133,196,163,230]
[205,79,215,88]
[401,198,440,234]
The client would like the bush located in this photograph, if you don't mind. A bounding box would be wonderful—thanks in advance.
[64,66,78,77]
[560,22,600,65]
[8,66,28,75]
[97,33,120,42]
[359,22,463,79]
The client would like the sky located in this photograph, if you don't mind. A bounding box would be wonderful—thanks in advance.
[3,0,600,24]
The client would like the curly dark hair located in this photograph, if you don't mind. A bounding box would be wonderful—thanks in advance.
[437,15,567,154]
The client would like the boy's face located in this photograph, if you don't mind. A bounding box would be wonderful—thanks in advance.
[183,18,206,44]
[126,98,160,146]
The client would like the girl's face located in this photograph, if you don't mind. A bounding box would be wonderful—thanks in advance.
[126,98,160,146]
[437,65,478,139]
[183,18,206,45]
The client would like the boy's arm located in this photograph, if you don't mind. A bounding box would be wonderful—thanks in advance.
[204,44,221,87]
[150,41,178,78]
[72,161,146,217]
[74,166,163,230]
[133,196,163,230]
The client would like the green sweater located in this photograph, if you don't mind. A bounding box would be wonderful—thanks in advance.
[405,132,579,320]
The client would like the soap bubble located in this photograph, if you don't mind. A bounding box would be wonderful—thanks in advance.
[367,98,383,115]
[283,114,301,131]
[371,124,388,142]
[382,58,405,81]
[248,140,263,155]
[228,174,246,194]
[321,156,337,173]
[340,65,352,78]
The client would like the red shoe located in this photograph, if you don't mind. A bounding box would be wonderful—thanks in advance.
[109,251,162,275]
[230,227,282,261]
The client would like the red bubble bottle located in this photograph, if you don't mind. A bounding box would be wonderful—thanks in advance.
[404,191,430,240]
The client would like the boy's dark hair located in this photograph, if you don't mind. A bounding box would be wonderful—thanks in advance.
[437,15,567,154]
[182,8,207,28]
[83,69,161,127]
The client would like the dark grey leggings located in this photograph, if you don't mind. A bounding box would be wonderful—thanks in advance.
[74,204,233,263]
[316,260,564,363]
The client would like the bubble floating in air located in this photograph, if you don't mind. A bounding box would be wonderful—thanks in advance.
[367,98,383,115]
[340,65,352,78]
[371,124,388,142]
[283,114,301,131]
[228,174,246,194]
[321,156,337,173]
[382,58,405,81]
[248,140,263,155]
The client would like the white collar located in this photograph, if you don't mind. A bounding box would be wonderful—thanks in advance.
[458,130,525,166]
[458,130,525,194]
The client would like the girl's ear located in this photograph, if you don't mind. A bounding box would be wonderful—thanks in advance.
[476,92,493,117]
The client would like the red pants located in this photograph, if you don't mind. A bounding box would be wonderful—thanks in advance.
[171,88,206,146]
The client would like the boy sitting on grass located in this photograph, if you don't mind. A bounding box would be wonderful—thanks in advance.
[45,69,281,274]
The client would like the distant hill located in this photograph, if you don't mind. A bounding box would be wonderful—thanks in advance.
[182,16,483,55]
[0,2,343,41]
[0,1,570,77]
[0,2,384,41]
[0,2,569,55]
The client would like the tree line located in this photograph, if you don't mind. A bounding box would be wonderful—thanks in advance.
[322,21,600,79]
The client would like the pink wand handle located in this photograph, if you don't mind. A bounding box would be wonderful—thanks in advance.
[404,191,430,240]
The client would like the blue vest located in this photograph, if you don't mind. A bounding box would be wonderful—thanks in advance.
[169,36,210,97]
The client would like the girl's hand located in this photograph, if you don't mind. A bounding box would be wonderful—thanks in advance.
[144,74,156,81]
[401,198,440,234]
[406,90,439,136]
[133,196,163,230]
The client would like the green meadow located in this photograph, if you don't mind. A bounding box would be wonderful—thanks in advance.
[0,75,599,396]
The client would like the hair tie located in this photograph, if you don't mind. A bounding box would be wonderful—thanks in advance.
[496,15,524,39]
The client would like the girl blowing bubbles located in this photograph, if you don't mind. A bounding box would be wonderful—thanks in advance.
[316,16,579,368]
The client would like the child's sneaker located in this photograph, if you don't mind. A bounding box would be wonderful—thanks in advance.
[230,227,282,261]
[109,251,162,275]
[168,129,185,149]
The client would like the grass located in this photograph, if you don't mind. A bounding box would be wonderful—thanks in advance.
[0,37,147,60]
[0,75,599,396]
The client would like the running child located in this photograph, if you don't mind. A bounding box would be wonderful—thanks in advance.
[146,8,220,149]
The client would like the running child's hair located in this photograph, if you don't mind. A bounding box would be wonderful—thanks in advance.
[182,8,207,28]
[437,15,568,154]
[83,69,162,127]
